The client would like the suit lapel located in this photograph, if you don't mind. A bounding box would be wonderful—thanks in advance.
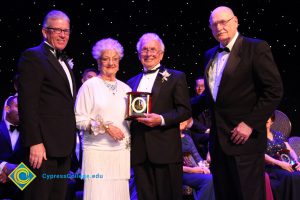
[14,134,21,152]
[41,43,75,98]
[151,67,165,109]
[223,35,243,77]
[132,73,143,91]
[217,36,243,100]
[0,121,13,151]
[42,43,68,84]
[64,61,77,100]
[205,48,218,101]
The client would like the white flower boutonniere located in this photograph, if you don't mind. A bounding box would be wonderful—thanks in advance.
[67,58,74,69]
[160,69,171,83]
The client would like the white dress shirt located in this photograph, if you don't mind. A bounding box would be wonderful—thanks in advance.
[137,64,161,93]
[208,32,239,101]
[137,64,165,125]
[59,60,74,96]
[45,42,73,96]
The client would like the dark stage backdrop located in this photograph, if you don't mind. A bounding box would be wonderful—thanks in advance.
[0,0,299,135]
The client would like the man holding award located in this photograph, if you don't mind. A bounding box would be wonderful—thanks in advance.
[127,32,191,200]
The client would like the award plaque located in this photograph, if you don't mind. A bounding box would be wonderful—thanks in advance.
[126,92,152,119]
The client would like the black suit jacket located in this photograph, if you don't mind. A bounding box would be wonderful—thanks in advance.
[18,42,76,157]
[0,121,23,164]
[127,66,191,165]
[204,35,283,155]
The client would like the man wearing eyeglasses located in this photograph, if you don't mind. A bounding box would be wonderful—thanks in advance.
[18,10,76,200]
[127,33,191,200]
[200,6,283,200]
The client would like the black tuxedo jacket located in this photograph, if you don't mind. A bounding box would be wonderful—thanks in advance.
[204,35,283,155]
[0,121,23,164]
[18,42,77,157]
[127,66,191,165]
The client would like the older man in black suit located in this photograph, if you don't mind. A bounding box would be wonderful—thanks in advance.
[127,33,191,200]
[18,10,76,200]
[203,6,283,200]
[0,96,23,199]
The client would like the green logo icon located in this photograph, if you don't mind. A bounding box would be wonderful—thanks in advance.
[8,162,36,190]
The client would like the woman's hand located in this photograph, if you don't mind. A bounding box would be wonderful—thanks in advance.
[190,166,210,174]
[278,160,294,172]
[106,125,125,141]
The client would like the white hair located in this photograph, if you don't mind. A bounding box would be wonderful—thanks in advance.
[92,38,124,60]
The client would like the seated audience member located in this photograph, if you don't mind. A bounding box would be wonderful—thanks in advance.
[181,117,215,200]
[2,73,19,120]
[190,77,210,158]
[81,68,98,83]
[194,77,205,96]
[0,96,23,199]
[265,113,300,200]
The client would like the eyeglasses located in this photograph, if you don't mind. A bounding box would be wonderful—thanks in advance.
[209,16,234,29]
[46,27,71,35]
[100,57,120,63]
[140,48,161,55]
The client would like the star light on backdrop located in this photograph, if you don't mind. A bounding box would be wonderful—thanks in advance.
[0,0,299,134]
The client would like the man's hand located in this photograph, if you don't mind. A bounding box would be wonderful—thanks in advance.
[30,143,47,169]
[230,121,253,144]
[136,113,162,127]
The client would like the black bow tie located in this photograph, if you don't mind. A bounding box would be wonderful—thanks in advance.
[45,44,68,61]
[143,67,160,74]
[217,47,230,53]
[10,125,19,132]
[56,50,69,61]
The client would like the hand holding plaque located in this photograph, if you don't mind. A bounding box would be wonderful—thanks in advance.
[126,92,152,119]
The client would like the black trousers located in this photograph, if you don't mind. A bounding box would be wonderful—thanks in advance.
[210,143,265,200]
[133,160,182,200]
[23,156,71,200]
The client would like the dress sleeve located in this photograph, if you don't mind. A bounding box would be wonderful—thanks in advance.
[74,83,95,131]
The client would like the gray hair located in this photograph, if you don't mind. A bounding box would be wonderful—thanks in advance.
[136,33,165,53]
[42,10,70,28]
[92,38,124,60]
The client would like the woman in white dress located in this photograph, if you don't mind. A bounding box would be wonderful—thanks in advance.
[75,38,131,200]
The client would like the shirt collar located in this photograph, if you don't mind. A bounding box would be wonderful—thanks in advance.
[220,32,239,51]
[44,41,56,54]
[143,63,161,73]
[4,119,13,132]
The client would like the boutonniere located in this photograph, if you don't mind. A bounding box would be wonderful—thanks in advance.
[67,58,74,69]
[159,69,171,83]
